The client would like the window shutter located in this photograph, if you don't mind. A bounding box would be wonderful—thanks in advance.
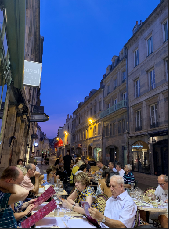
[153,70,155,89]
[151,37,153,53]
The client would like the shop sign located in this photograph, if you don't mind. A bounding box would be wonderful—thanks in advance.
[132,142,143,148]
[23,60,42,87]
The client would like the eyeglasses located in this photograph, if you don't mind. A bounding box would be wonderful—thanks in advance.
[158,183,166,187]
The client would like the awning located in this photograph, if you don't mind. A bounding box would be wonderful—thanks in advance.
[58,139,63,147]
[3,0,26,89]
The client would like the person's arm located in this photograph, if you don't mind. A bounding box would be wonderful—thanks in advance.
[65,195,93,215]
[8,185,29,205]
[88,208,126,228]
[31,172,40,194]
[13,204,35,221]
[67,190,78,204]
[124,184,131,189]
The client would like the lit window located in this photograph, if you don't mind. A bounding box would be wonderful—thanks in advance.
[147,36,153,56]
[149,69,155,90]
[134,49,139,67]
[135,79,140,98]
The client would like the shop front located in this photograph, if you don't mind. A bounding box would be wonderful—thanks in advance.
[132,141,150,174]
[93,147,102,161]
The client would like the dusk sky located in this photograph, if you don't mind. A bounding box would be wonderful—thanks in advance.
[39,0,160,139]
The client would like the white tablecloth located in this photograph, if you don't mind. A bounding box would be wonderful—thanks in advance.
[35,217,96,228]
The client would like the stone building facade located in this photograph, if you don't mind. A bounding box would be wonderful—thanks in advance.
[0,0,44,175]
[71,88,104,161]
[100,48,128,166]
[125,0,168,178]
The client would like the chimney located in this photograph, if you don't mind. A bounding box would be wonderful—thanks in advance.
[136,21,138,25]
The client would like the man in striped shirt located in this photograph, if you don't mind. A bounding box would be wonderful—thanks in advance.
[123,164,135,189]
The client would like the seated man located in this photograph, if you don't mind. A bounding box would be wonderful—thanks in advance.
[89,175,137,228]
[20,163,40,195]
[123,164,135,189]
[108,162,118,177]
[116,162,125,177]
[0,166,29,228]
[155,175,168,228]
[96,160,107,173]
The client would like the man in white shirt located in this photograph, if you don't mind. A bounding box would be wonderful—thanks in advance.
[155,175,168,228]
[89,175,137,228]
[116,162,125,177]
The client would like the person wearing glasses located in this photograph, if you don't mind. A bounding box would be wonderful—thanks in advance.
[154,175,168,228]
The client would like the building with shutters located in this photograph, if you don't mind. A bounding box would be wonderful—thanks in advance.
[125,0,168,181]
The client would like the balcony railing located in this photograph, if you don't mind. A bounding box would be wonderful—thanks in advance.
[100,100,127,119]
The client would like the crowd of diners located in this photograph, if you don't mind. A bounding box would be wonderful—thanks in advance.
[0,154,168,228]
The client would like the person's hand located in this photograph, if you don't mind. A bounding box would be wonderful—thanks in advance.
[88,207,104,222]
[28,198,37,205]
[34,171,40,177]
[25,204,35,214]
[165,199,168,203]
[63,200,72,209]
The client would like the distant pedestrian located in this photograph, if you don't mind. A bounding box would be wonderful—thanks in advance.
[63,151,72,177]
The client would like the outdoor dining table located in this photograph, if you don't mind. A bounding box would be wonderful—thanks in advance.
[32,202,96,228]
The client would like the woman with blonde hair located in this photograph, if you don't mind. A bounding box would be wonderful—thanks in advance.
[63,172,96,215]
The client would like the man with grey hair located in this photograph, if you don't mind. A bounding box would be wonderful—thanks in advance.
[20,163,40,194]
[89,175,137,228]
[123,164,135,189]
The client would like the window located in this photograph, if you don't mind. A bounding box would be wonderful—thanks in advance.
[118,121,121,134]
[163,20,168,42]
[94,125,96,136]
[147,36,153,56]
[94,104,96,114]
[114,98,117,110]
[113,122,116,135]
[149,69,155,90]
[123,92,126,101]
[99,101,102,111]
[106,124,109,136]
[135,79,140,98]
[114,79,117,89]
[122,119,125,133]
[98,123,101,135]
[165,58,168,81]
[90,108,92,116]
[107,85,110,95]
[122,71,126,81]
[135,110,142,131]
[110,123,112,136]
[134,49,139,67]
[150,104,157,126]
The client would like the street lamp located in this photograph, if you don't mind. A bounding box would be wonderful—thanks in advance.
[64,131,68,135]
[88,119,93,124]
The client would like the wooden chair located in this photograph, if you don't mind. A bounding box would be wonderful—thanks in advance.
[95,193,108,214]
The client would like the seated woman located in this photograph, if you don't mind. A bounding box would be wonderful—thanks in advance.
[98,169,112,198]
[63,172,96,215]
[46,166,59,183]
[75,164,87,175]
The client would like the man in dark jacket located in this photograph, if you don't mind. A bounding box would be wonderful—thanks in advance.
[63,152,72,177]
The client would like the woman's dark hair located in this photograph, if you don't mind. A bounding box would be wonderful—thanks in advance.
[75,158,78,164]
[102,169,110,187]
[17,159,23,165]
[78,164,87,172]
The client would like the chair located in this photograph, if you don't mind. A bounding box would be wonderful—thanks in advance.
[95,194,108,214]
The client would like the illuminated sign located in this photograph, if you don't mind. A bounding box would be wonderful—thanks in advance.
[23,60,42,87]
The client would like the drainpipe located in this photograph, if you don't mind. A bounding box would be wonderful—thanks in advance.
[126,47,130,164]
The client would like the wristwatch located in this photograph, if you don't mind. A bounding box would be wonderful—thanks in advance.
[102,216,106,223]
